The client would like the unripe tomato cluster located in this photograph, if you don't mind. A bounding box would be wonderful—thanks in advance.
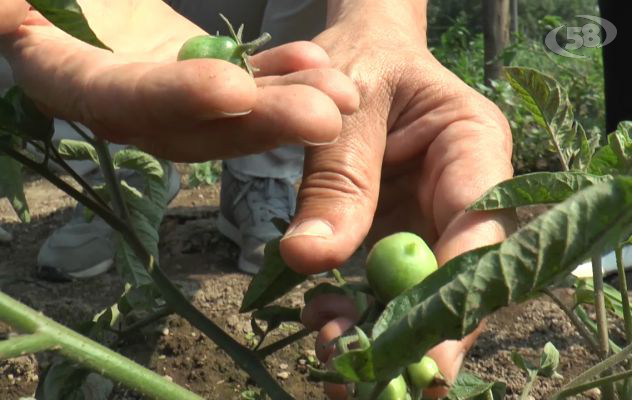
[352,232,442,399]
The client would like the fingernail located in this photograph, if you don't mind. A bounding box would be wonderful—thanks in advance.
[219,109,253,117]
[301,136,340,147]
[283,219,334,240]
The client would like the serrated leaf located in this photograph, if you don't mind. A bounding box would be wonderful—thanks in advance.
[589,122,632,176]
[447,372,507,400]
[570,124,600,171]
[56,139,99,164]
[28,0,110,50]
[0,155,30,223]
[333,177,632,382]
[240,238,307,312]
[468,172,612,211]
[111,150,171,287]
[504,67,586,170]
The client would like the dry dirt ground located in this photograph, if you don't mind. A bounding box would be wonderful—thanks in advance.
[0,167,618,399]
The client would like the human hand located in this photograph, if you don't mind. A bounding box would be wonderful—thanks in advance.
[0,0,359,161]
[281,2,516,398]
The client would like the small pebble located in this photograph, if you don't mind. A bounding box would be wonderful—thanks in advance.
[164,375,173,382]
[276,371,290,380]
[279,363,288,370]
[162,328,170,336]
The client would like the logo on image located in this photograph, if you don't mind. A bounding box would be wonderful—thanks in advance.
[545,15,616,58]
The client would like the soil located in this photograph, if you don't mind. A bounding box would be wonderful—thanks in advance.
[0,168,620,400]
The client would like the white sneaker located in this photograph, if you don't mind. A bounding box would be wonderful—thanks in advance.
[216,165,296,274]
[572,246,632,278]
[36,164,181,281]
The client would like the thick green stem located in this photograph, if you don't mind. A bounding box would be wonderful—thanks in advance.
[592,255,617,399]
[0,291,201,400]
[0,333,57,359]
[1,138,292,399]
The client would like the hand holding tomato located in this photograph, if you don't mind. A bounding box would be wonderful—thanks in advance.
[0,0,358,161]
[286,1,517,398]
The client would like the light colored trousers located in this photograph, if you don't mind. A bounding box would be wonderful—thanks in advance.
[0,0,326,181]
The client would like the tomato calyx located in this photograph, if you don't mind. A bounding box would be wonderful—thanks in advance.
[219,13,271,76]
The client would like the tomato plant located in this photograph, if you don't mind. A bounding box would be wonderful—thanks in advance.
[366,232,437,303]
[355,375,408,400]
[406,356,441,390]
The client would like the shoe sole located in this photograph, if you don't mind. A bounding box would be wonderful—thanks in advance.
[216,213,261,275]
[37,164,182,281]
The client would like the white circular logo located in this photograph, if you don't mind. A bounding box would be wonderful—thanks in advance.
[544,15,617,58]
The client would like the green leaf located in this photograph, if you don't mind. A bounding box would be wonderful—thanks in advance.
[511,351,535,373]
[0,155,30,223]
[570,123,600,171]
[468,172,612,211]
[5,87,54,143]
[240,238,307,313]
[36,359,113,400]
[589,122,632,176]
[575,278,625,319]
[56,139,99,164]
[111,150,171,287]
[504,67,585,170]
[538,342,561,378]
[447,372,507,400]
[333,177,632,382]
[28,0,110,50]
[188,161,221,188]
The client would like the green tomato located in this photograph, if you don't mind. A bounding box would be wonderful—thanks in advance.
[355,375,408,400]
[407,356,440,389]
[177,35,241,64]
[366,232,437,303]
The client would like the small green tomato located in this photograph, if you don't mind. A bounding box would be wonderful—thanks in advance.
[407,356,441,389]
[366,232,438,303]
[176,35,241,64]
[355,375,408,400]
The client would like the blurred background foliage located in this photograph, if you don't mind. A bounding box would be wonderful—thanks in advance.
[427,0,604,173]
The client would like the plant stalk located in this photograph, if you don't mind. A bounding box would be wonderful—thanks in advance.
[553,369,632,399]
[256,328,311,358]
[519,371,538,400]
[0,141,294,399]
[615,245,632,396]
[592,254,617,399]
[544,289,601,354]
[0,333,56,359]
[0,291,202,400]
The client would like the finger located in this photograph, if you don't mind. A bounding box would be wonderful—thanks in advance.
[324,382,349,400]
[301,294,358,332]
[280,104,386,274]
[315,317,355,362]
[256,68,360,115]
[423,323,485,398]
[128,83,344,162]
[251,41,330,77]
[0,0,28,34]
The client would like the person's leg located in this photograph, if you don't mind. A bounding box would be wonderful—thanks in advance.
[217,0,326,273]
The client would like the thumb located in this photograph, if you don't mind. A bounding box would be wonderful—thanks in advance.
[280,109,386,274]
[0,1,29,35]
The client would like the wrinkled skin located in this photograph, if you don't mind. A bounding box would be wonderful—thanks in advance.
[293,2,516,398]
[0,0,359,161]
